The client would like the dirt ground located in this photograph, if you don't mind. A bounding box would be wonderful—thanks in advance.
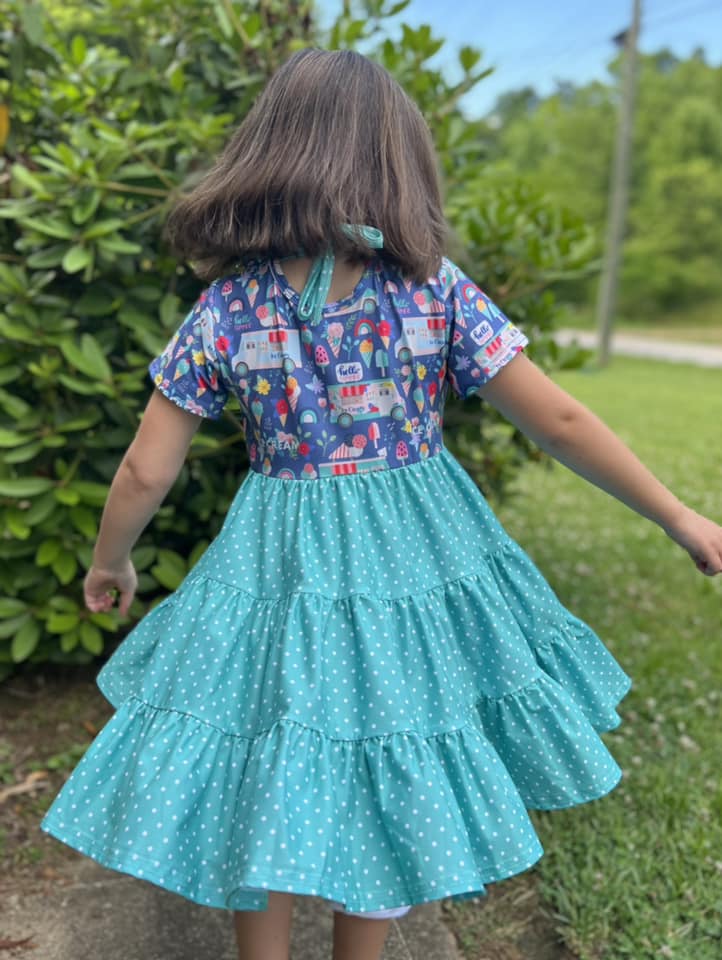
[0,668,577,960]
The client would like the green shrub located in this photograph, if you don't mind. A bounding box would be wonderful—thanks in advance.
[0,0,594,676]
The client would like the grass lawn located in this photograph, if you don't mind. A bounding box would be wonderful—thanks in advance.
[491,356,722,960]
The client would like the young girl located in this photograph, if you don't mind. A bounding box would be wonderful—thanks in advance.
[40,48,722,960]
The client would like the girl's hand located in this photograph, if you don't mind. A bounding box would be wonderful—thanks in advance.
[662,507,722,576]
[84,560,138,616]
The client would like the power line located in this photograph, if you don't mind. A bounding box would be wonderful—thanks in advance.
[491,0,718,92]
[645,0,722,28]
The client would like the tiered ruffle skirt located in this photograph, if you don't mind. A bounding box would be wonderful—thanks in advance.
[40,447,632,914]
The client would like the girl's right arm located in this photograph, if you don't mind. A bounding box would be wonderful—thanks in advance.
[475,353,722,576]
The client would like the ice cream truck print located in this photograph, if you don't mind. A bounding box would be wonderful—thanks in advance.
[318,456,388,478]
[394,316,447,363]
[328,379,406,427]
[477,322,525,375]
[231,328,302,376]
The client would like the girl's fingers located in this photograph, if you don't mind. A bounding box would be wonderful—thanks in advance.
[117,587,135,617]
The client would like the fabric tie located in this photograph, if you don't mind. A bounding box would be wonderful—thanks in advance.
[297,224,384,327]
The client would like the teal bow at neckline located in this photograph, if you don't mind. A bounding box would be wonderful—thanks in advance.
[294,224,384,327]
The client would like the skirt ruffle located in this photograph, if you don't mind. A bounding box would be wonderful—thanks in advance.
[40,448,632,913]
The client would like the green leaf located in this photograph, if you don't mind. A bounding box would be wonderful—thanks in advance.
[0,477,54,497]
[0,598,28,617]
[0,428,28,447]
[3,441,43,464]
[58,335,111,381]
[36,538,62,566]
[6,512,31,539]
[56,412,102,432]
[213,0,233,38]
[0,386,32,418]
[88,610,118,631]
[459,45,481,73]
[60,628,79,652]
[23,493,57,525]
[151,548,186,590]
[0,364,22,386]
[11,619,40,662]
[70,506,97,539]
[80,333,112,381]
[21,216,75,239]
[70,34,87,64]
[82,218,126,239]
[62,244,92,274]
[68,481,109,507]
[46,610,80,633]
[79,621,103,655]
[131,545,156,570]
[71,188,101,225]
[26,244,68,268]
[48,596,79,613]
[54,486,80,505]
[97,236,143,255]
[56,373,105,396]
[11,165,50,197]
[0,612,30,639]
[159,293,180,327]
[52,550,78,585]
[18,2,44,45]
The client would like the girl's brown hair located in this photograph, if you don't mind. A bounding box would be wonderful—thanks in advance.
[163,48,447,283]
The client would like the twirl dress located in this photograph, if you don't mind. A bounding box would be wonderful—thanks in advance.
[40,254,632,916]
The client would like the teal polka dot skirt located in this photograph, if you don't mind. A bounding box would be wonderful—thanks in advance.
[40,446,632,915]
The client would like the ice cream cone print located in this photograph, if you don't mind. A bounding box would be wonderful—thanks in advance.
[359,338,373,369]
[326,322,344,358]
[285,376,301,412]
[173,358,190,380]
[429,381,437,406]
[413,386,425,414]
[247,278,259,308]
[402,378,412,397]
[251,398,264,424]
[276,398,289,427]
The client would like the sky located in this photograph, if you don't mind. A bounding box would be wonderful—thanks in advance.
[316,0,722,116]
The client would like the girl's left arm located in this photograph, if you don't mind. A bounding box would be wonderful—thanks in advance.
[476,353,722,576]
[84,390,203,615]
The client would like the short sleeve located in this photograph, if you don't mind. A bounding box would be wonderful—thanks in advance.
[148,282,230,419]
[444,259,529,399]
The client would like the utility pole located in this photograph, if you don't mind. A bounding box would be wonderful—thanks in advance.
[595,0,642,366]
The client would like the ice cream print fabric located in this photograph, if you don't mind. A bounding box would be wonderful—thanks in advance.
[149,256,529,479]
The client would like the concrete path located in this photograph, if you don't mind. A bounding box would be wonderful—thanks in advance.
[554,328,722,367]
[1,859,461,960]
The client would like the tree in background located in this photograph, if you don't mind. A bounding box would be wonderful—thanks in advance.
[490,49,722,320]
[0,0,593,674]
